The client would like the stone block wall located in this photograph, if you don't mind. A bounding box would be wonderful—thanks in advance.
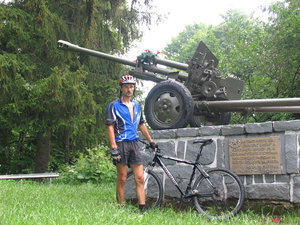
[139,120,300,203]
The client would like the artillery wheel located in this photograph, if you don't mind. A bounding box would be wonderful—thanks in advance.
[145,80,194,130]
[190,111,231,127]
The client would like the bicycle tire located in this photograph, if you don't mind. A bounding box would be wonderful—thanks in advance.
[125,169,163,209]
[192,168,245,220]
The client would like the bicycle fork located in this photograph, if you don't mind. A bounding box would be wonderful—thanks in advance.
[143,167,150,194]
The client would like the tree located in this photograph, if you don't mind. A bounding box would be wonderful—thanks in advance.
[163,1,299,124]
[262,0,300,98]
[0,0,156,173]
[1,1,69,173]
[163,23,209,63]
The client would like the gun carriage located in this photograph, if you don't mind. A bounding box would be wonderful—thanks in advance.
[58,40,300,130]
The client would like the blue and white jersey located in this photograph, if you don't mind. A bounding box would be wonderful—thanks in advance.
[106,98,144,142]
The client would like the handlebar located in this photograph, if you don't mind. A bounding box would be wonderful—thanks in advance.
[139,140,160,153]
[139,138,213,154]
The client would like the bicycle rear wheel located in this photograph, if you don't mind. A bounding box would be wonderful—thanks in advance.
[193,168,245,220]
[125,169,163,210]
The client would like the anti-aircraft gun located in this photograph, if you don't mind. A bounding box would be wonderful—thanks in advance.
[57,40,300,130]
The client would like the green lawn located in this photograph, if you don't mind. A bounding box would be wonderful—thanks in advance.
[0,180,299,224]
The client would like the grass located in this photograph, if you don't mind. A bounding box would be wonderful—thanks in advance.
[0,180,299,225]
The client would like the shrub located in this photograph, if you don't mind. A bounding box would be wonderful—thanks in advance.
[59,145,116,184]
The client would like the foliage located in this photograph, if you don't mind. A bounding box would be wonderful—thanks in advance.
[164,23,210,63]
[59,144,116,184]
[0,2,66,173]
[137,49,159,64]
[263,0,300,98]
[0,0,158,173]
[163,0,299,123]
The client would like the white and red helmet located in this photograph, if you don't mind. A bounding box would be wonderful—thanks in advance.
[119,74,136,86]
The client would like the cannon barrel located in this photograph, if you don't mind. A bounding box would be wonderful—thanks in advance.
[250,107,300,113]
[58,40,136,67]
[197,98,300,113]
[57,40,188,81]
[154,57,188,71]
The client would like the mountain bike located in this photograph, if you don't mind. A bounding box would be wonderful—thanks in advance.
[124,139,245,220]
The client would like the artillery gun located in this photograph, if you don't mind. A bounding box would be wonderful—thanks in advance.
[57,40,300,130]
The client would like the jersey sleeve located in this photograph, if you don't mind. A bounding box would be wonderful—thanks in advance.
[106,102,116,125]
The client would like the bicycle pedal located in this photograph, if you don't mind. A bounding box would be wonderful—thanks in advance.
[183,198,192,202]
[173,198,181,203]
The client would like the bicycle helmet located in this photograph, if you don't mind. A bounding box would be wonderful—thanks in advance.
[119,74,136,86]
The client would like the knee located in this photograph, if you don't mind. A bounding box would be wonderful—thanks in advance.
[117,175,127,186]
[135,174,144,185]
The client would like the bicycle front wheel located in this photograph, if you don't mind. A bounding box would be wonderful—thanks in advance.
[193,168,245,220]
[125,169,163,210]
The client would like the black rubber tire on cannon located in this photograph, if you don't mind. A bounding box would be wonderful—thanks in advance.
[145,80,194,130]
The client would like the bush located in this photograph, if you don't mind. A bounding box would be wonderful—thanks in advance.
[59,145,116,184]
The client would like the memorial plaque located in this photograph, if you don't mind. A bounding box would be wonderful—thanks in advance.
[229,136,281,175]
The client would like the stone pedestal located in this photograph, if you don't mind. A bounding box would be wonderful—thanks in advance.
[139,120,300,203]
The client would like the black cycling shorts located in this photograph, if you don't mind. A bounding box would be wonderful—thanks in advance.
[115,141,143,166]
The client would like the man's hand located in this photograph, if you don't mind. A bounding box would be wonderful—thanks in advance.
[111,149,121,161]
[149,142,157,152]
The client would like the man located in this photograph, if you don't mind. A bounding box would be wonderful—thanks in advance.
[106,74,156,211]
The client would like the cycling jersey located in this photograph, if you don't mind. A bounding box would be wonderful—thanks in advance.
[106,98,144,142]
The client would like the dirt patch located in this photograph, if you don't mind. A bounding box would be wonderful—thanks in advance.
[241,200,300,215]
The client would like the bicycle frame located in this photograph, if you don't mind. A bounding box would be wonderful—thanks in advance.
[146,144,213,198]
[138,139,245,219]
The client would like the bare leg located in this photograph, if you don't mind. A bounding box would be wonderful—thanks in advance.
[130,164,145,205]
[116,164,127,205]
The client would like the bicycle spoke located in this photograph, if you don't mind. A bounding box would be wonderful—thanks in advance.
[193,168,245,220]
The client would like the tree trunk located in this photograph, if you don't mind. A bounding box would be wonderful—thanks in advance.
[34,129,51,173]
[64,127,70,164]
[17,131,26,172]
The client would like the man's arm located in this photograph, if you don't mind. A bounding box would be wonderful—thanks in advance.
[107,124,117,149]
[138,124,153,143]
[107,124,121,161]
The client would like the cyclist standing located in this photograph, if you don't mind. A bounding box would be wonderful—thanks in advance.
[106,75,156,211]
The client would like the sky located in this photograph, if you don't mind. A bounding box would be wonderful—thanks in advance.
[129,0,278,56]
[128,0,280,95]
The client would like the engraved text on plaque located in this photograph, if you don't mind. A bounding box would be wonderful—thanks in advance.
[229,136,281,175]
